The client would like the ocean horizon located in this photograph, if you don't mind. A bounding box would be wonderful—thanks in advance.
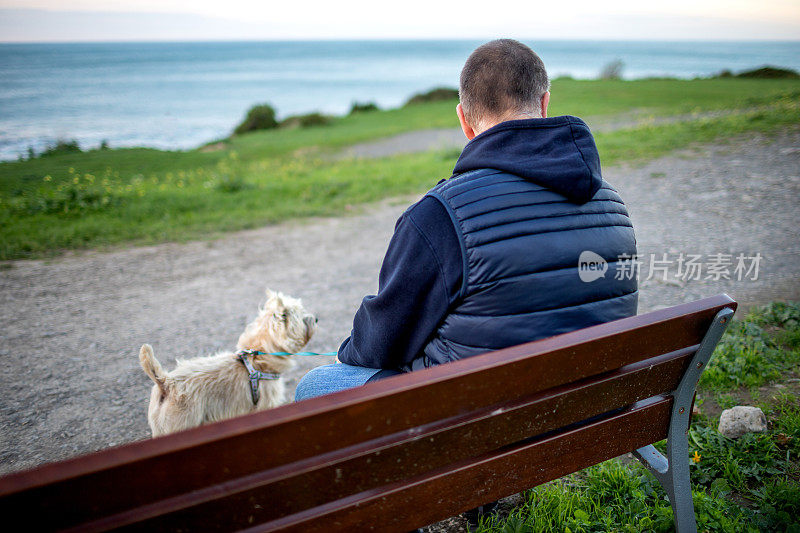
[1,39,799,161]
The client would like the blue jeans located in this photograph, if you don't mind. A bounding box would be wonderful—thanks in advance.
[294,363,401,401]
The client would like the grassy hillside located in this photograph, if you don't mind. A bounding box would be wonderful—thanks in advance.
[1,78,798,260]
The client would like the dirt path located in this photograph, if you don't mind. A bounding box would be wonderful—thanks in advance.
[1,129,799,476]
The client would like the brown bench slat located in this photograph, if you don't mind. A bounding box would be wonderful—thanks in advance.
[255,396,673,532]
[82,347,693,532]
[0,294,735,532]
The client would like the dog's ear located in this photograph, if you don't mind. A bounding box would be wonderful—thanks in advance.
[273,293,284,308]
[265,289,284,308]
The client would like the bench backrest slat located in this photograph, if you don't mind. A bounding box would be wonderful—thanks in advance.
[0,294,736,532]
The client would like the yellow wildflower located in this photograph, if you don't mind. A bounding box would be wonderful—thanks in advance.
[692,451,701,463]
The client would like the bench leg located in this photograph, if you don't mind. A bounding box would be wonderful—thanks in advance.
[634,307,734,533]
[634,443,695,533]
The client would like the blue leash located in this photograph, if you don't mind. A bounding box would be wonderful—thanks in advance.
[237,349,337,357]
[236,349,337,405]
[266,351,338,356]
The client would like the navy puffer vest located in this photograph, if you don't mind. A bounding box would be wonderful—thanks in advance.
[419,116,638,367]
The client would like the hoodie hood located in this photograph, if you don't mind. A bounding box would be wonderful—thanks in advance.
[452,115,602,204]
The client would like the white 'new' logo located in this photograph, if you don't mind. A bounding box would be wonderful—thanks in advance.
[578,251,607,282]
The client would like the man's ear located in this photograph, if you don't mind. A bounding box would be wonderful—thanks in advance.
[540,91,550,119]
[456,103,477,140]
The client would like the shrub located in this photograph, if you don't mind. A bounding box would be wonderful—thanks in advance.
[599,59,624,80]
[279,112,332,129]
[404,87,459,106]
[349,101,379,114]
[39,139,82,158]
[713,66,800,79]
[234,104,278,135]
[735,66,800,79]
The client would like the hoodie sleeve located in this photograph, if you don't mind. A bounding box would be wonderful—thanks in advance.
[337,196,463,369]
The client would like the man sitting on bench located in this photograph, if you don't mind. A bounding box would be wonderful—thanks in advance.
[297,39,638,413]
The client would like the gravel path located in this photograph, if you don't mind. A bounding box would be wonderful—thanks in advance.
[1,129,798,477]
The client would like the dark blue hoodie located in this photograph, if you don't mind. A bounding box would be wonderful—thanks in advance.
[338,116,638,370]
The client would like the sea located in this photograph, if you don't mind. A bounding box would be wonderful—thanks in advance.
[1,40,798,161]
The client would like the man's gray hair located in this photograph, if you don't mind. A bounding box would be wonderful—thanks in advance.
[459,39,550,127]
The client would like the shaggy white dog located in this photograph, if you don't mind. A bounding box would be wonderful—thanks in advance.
[139,289,315,437]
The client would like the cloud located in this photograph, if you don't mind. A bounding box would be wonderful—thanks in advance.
[0,9,274,42]
[0,6,798,42]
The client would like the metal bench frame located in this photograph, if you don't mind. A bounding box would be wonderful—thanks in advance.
[634,305,734,532]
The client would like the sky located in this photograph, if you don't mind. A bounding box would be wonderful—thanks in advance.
[0,0,799,42]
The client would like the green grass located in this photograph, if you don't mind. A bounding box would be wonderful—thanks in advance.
[1,78,799,260]
[547,78,800,118]
[477,302,800,533]
[0,150,456,258]
[701,302,800,391]
[596,92,800,165]
[477,460,759,533]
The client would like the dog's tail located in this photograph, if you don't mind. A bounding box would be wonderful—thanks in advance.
[139,344,169,397]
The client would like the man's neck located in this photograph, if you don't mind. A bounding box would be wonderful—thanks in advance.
[474,112,543,136]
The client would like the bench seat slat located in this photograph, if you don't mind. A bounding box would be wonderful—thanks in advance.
[84,348,693,532]
[254,397,672,533]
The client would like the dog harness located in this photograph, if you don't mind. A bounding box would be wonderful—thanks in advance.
[236,349,281,405]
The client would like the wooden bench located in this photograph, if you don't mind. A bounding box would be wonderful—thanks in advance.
[0,294,736,532]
